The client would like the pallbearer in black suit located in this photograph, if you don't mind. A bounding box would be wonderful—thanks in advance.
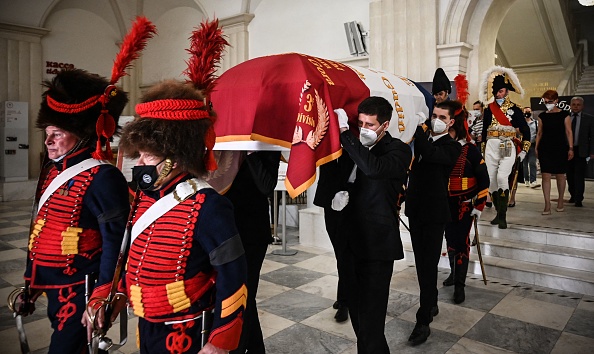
[479,66,530,229]
[313,151,354,323]
[567,97,594,207]
[405,100,461,346]
[334,97,412,354]
[226,151,281,354]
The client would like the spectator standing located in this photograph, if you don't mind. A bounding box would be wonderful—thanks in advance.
[522,107,540,188]
[470,101,485,144]
[567,96,594,207]
[536,90,573,214]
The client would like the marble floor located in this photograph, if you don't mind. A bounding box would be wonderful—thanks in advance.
[1,179,594,353]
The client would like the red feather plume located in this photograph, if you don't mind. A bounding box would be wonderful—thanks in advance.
[454,74,469,106]
[110,16,157,85]
[184,19,229,96]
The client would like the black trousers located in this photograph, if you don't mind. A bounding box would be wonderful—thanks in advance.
[444,199,472,258]
[323,207,349,305]
[231,242,268,354]
[567,153,587,203]
[409,218,446,325]
[45,283,88,354]
[344,249,393,354]
[138,316,207,354]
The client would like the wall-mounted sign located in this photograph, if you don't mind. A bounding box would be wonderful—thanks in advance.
[45,61,75,75]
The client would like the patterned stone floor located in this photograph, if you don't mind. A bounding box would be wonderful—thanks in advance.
[1,198,594,353]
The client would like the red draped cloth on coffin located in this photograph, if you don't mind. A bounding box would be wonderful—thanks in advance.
[211,53,370,197]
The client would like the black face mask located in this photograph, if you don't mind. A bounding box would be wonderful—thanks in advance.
[132,165,160,190]
[524,112,531,118]
[132,157,172,191]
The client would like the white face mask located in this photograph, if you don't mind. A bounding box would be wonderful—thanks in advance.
[431,118,448,134]
[359,127,378,147]
[495,98,505,105]
[545,103,556,111]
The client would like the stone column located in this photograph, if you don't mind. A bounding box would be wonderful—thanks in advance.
[0,22,49,180]
[369,0,438,81]
[437,42,473,78]
[219,13,255,72]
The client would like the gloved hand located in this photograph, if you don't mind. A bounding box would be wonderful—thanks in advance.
[334,109,349,130]
[518,151,527,162]
[331,191,349,211]
[415,111,427,126]
[470,208,482,220]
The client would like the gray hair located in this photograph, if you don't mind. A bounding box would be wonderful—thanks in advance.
[571,96,584,104]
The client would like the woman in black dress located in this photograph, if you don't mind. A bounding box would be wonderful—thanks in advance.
[535,90,574,214]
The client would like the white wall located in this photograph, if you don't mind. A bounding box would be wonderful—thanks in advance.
[141,6,206,84]
[43,9,120,80]
[249,0,370,60]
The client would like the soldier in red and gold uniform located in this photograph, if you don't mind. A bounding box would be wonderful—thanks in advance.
[16,18,155,354]
[443,101,489,304]
[118,79,247,354]
[116,20,247,354]
[22,65,133,354]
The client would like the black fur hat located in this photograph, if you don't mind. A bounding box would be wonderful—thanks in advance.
[432,68,451,95]
[37,69,128,147]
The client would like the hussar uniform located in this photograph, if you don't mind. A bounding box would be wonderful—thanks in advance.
[117,19,247,354]
[126,174,247,353]
[20,17,155,353]
[26,148,129,354]
[444,141,489,300]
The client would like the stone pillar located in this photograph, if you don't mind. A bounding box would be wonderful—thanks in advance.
[369,0,438,81]
[0,22,49,180]
[436,42,473,78]
[219,13,255,72]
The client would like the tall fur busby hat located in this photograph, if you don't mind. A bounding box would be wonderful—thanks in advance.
[432,68,451,95]
[36,16,156,160]
[119,18,228,175]
[479,65,524,102]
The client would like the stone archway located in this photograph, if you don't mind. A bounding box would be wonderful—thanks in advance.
[446,0,518,104]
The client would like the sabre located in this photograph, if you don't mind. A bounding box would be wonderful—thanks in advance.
[86,192,139,353]
[7,287,31,354]
[510,156,521,196]
[471,216,488,285]
[7,157,52,354]
[398,215,410,232]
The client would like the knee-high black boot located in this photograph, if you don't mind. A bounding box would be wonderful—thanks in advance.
[443,251,455,286]
[453,257,469,304]
[498,189,509,229]
[490,192,499,225]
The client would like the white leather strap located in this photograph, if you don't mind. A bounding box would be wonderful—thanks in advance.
[131,178,212,244]
[37,159,108,212]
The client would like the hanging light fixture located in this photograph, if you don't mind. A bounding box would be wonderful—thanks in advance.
[578,0,594,6]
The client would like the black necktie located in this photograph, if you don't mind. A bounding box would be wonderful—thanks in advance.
[429,137,433,143]
[572,113,578,134]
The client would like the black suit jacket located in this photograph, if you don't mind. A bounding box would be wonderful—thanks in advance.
[575,112,594,158]
[313,153,355,209]
[224,151,281,245]
[405,126,461,224]
[339,130,412,261]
